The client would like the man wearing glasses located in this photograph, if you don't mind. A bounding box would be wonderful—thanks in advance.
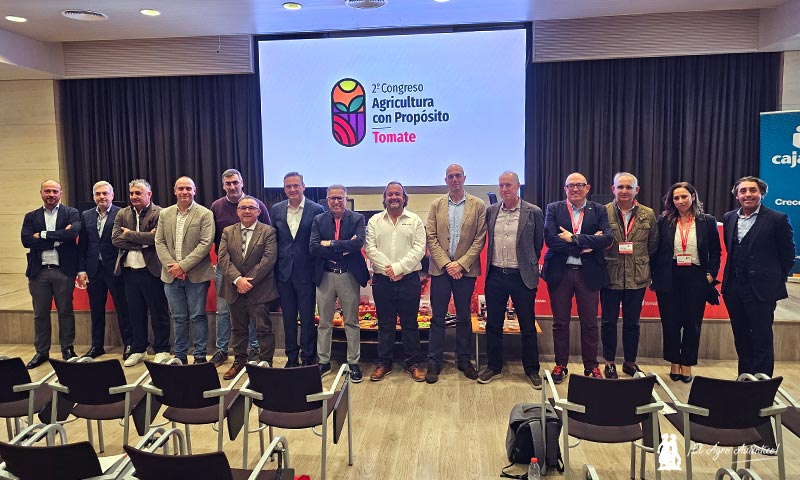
[310,185,370,382]
[209,169,271,369]
[425,164,486,383]
[542,172,613,382]
[217,196,278,380]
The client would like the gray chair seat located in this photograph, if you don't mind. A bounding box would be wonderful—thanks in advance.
[163,389,240,425]
[259,390,341,430]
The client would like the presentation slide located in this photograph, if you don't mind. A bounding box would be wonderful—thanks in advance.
[258,28,527,188]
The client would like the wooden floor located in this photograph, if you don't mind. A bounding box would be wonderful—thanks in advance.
[2,344,799,480]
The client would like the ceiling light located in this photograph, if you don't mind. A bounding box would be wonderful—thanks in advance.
[283,2,302,9]
[345,0,388,8]
[139,9,161,16]
[4,15,27,23]
[434,0,450,2]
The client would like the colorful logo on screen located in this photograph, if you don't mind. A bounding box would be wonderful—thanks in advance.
[331,78,366,147]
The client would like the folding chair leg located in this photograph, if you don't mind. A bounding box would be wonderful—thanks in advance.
[242,398,250,469]
[321,400,328,480]
[87,419,94,447]
[5,418,12,440]
[14,418,21,437]
[775,420,785,480]
[563,415,571,480]
[185,424,192,454]
[630,442,636,479]
[97,420,104,453]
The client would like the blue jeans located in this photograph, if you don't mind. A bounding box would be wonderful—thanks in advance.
[215,267,257,353]
[164,279,210,360]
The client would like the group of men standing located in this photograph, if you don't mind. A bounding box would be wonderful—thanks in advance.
[21,166,795,386]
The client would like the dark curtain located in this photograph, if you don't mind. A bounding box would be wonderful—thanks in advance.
[526,52,782,218]
[60,74,267,209]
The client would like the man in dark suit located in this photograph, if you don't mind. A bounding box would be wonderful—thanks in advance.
[722,176,795,376]
[542,172,613,383]
[271,172,325,367]
[21,179,81,368]
[217,196,279,380]
[77,181,131,359]
[310,185,370,382]
[478,171,544,387]
[112,179,172,367]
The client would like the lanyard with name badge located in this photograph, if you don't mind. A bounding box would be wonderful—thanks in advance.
[570,206,585,236]
[618,208,636,254]
[676,216,693,266]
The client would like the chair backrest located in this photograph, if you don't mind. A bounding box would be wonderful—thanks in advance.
[123,444,234,480]
[687,376,783,429]
[245,364,323,413]
[566,374,658,426]
[49,359,128,405]
[144,361,221,409]
[0,440,102,480]
[0,357,33,404]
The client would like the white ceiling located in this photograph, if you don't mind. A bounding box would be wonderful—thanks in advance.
[0,0,789,42]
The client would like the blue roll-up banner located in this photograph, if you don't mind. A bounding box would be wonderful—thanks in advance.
[760,110,800,276]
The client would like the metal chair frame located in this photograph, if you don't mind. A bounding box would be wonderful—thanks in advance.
[0,356,56,440]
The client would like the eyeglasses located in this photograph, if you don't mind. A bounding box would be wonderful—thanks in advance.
[446,173,464,180]
[565,183,588,190]
[237,205,258,211]
[327,196,345,203]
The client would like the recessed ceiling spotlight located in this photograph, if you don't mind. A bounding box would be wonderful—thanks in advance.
[434,0,450,3]
[4,15,28,23]
[345,0,388,8]
[283,2,302,9]
[61,9,108,21]
[139,9,161,16]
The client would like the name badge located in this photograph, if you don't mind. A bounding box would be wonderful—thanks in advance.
[676,254,692,266]
[618,242,633,254]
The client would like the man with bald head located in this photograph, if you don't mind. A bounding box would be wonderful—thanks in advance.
[543,172,613,382]
[425,164,486,383]
[21,180,81,368]
[155,176,215,364]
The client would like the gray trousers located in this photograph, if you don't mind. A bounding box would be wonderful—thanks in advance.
[316,271,360,364]
[29,268,75,355]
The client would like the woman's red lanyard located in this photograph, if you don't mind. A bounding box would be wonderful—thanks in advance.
[678,215,693,253]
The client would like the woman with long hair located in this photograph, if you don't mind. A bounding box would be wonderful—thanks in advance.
[651,182,721,383]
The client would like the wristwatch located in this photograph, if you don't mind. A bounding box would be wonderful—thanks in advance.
[571,234,578,245]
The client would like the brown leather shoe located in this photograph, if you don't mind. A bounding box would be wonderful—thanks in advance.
[223,360,246,380]
[369,364,392,382]
[406,364,425,382]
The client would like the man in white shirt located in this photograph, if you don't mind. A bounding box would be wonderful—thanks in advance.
[365,182,427,382]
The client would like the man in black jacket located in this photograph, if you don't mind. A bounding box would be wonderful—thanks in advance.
[21,180,81,368]
[722,176,795,376]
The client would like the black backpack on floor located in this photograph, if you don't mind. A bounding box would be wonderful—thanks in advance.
[501,403,564,478]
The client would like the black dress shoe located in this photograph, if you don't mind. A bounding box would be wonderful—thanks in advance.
[81,347,105,359]
[680,374,693,383]
[604,364,618,379]
[284,359,300,368]
[622,363,642,377]
[122,345,132,361]
[62,346,77,360]
[26,353,49,369]
[669,373,682,381]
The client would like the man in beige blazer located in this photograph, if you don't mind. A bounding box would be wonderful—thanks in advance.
[217,196,278,379]
[155,176,215,364]
[425,164,487,383]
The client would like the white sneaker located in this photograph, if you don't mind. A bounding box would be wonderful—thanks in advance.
[124,352,148,367]
[153,352,172,364]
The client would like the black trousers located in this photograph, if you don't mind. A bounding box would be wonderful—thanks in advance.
[724,278,777,376]
[123,268,171,354]
[484,268,539,374]
[427,274,476,366]
[655,264,707,366]
[277,277,317,365]
[372,273,422,368]
[88,264,132,349]
[29,268,75,355]
[600,287,646,363]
